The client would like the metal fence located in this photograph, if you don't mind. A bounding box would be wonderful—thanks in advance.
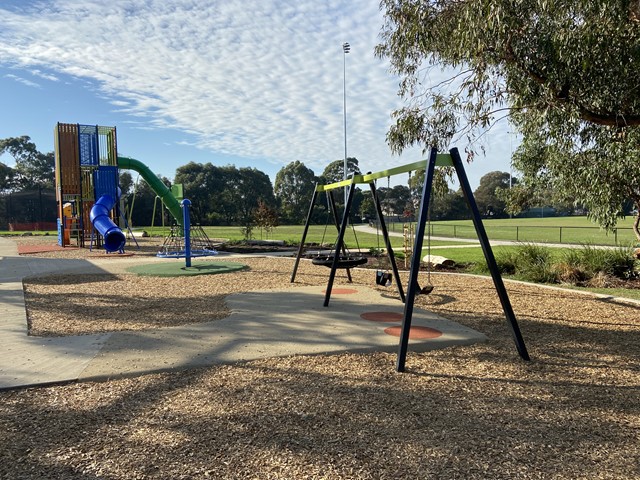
[378,220,636,246]
[0,189,57,231]
[428,223,636,246]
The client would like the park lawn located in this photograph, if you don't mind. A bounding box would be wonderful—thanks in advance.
[3,228,640,301]
[561,285,640,301]
[434,215,638,228]
[0,231,56,236]
[418,245,640,300]
[429,216,637,246]
[186,225,470,249]
[415,245,566,266]
[7,215,638,246]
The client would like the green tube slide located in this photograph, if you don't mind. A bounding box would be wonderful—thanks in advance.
[117,156,183,225]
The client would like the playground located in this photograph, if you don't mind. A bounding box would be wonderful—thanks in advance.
[0,132,637,478]
[1,232,638,478]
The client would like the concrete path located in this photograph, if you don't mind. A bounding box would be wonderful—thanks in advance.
[0,238,112,389]
[0,237,485,390]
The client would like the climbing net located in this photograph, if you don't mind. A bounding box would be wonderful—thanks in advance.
[157,224,219,258]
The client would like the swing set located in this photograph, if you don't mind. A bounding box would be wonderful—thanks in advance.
[291,146,530,371]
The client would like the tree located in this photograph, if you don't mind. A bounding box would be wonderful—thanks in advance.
[127,174,173,228]
[175,163,276,226]
[320,157,364,222]
[474,171,514,217]
[220,167,276,227]
[385,185,412,216]
[359,194,377,222]
[239,167,276,224]
[0,162,13,192]
[174,162,221,223]
[119,171,134,198]
[0,136,54,190]
[377,1,640,238]
[431,189,469,221]
[254,200,279,239]
[320,157,361,184]
[274,161,317,224]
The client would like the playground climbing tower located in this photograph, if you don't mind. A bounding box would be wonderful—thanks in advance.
[54,123,123,250]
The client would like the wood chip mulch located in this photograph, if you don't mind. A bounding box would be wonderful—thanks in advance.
[1,236,638,479]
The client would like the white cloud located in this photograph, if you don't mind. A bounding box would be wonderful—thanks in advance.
[0,0,509,185]
[30,69,59,82]
[4,73,40,88]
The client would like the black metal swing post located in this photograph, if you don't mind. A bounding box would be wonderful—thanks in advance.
[396,147,438,372]
[290,184,319,283]
[396,147,530,372]
[323,178,358,307]
[369,180,405,303]
[450,147,530,361]
[326,189,353,284]
[291,181,357,287]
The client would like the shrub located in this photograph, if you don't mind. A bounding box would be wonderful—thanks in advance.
[471,247,517,275]
[240,225,254,240]
[471,243,636,286]
[512,243,557,283]
[553,249,588,284]
[472,243,636,286]
[576,243,636,279]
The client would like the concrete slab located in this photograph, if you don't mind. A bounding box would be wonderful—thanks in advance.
[78,285,486,381]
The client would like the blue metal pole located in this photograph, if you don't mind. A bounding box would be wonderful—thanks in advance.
[181,199,192,268]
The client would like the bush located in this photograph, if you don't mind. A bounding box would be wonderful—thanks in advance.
[573,243,636,279]
[477,242,637,285]
[240,225,254,240]
[471,247,516,275]
[494,248,519,275]
[511,243,557,283]
[472,244,554,281]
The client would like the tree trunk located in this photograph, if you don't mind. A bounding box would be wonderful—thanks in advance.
[633,200,640,242]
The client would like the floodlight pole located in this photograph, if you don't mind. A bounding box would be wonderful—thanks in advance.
[342,42,350,207]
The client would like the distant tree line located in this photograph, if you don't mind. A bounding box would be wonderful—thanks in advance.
[0,135,632,233]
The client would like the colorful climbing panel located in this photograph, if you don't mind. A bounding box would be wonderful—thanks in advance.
[54,123,119,247]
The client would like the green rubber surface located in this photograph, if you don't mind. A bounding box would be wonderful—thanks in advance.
[127,261,247,277]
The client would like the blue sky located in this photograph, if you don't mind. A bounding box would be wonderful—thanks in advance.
[0,0,516,190]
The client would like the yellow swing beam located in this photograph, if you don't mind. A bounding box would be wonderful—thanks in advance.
[315,154,454,193]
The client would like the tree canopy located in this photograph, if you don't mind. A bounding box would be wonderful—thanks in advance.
[474,171,514,217]
[174,163,276,226]
[377,0,640,237]
[274,160,318,224]
[0,161,13,191]
[0,136,54,190]
[320,157,362,185]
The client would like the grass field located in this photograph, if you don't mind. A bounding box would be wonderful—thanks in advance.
[3,216,637,248]
[3,217,640,300]
[190,216,638,247]
[145,225,470,250]
[430,216,638,245]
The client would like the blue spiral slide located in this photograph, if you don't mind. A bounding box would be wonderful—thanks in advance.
[90,192,126,252]
[89,157,183,252]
